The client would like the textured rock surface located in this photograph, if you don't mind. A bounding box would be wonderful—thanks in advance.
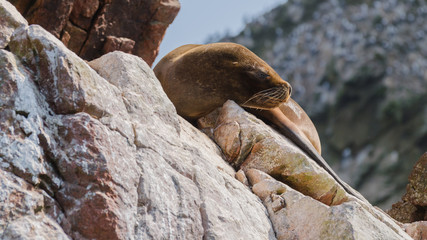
[199,100,350,206]
[389,152,427,223]
[7,0,180,66]
[22,0,74,38]
[0,5,274,238]
[9,25,125,117]
[403,221,427,240]
[241,169,412,240]
[0,0,27,48]
[0,169,69,240]
[223,0,427,209]
[102,36,135,55]
[402,152,427,206]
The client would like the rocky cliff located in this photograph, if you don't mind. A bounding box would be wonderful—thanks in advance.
[222,0,427,209]
[7,0,180,66]
[0,1,422,239]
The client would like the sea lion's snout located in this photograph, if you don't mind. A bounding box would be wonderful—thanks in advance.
[277,81,292,103]
[242,82,292,109]
[281,82,292,102]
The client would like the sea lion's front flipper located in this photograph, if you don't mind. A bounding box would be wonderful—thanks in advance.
[278,99,321,154]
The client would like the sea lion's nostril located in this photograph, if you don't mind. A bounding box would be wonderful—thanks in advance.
[288,85,292,96]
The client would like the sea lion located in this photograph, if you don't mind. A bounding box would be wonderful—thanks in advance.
[154,43,292,118]
[154,42,363,201]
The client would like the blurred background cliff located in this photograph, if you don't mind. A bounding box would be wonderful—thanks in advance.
[9,0,427,210]
[165,0,427,210]
[217,0,427,209]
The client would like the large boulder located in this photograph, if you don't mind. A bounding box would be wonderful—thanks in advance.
[0,4,274,237]
[242,169,411,239]
[198,100,357,206]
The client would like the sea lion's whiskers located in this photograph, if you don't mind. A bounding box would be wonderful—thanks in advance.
[275,86,289,101]
[266,96,282,104]
[258,92,283,105]
[270,88,283,99]
[276,87,286,100]
[264,86,290,105]
[270,93,282,100]
[256,88,276,95]
[268,87,284,100]
[246,86,288,105]
[242,87,277,105]
[243,94,262,105]
[264,95,279,104]
[257,88,279,99]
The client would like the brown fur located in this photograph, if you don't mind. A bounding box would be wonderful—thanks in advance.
[154,43,292,119]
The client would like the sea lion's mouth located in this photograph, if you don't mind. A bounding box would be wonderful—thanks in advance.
[241,84,291,109]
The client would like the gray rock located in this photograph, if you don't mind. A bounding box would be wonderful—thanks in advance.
[0,169,69,239]
[1,21,275,237]
[89,51,276,240]
[199,100,351,206]
[245,169,412,240]
[0,0,27,48]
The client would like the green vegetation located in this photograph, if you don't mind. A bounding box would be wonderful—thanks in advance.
[320,58,340,88]
[340,0,375,6]
[336,63,386,109]
[372,15,383,26]
[381,95,427,124]
[298,0,326,22]
[381,100,404,123]
[34,205,43,213]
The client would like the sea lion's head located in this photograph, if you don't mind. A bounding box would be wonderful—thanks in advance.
[206,43,292,110]
[236,60,292,110]
[154,42,292,119]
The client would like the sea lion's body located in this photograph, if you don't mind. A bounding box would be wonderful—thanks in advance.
[154,43,363,201]
[154,43,292,118]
